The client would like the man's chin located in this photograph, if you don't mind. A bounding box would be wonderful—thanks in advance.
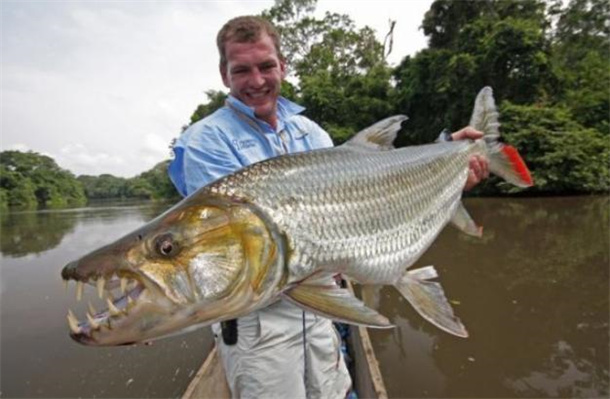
[252,105,276,123]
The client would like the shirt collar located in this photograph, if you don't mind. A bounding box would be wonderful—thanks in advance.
[226,95,305,126]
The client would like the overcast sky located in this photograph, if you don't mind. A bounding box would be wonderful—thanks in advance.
[2,0,434,178]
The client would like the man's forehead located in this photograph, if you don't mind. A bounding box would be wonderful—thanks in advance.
[225,36,281,63]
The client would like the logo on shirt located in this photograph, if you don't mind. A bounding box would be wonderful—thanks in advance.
[232,139,257,151]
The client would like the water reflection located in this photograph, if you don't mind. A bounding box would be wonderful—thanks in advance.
[0,200,172,258]
[0,200,212,398]
[366,197,609,398]
[0,211,77,258]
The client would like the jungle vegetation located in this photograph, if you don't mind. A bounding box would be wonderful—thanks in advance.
[191,0,609,195]
[1,0,607,210]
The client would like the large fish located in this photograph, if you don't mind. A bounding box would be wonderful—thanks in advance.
[61,87,532,346]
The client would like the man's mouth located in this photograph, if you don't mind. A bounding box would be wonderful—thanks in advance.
[246,90,270,100]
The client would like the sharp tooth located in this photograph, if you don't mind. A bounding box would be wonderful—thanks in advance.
[120,277,127,294]
[97,277,105,298]
[86,312,99,329]
[76,281,84,302]
[106,298,121,316]
[67,310,81,334]
[88,302,97,316]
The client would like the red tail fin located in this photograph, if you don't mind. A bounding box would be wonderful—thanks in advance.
[488,144,534,188]
[502,145,533,187]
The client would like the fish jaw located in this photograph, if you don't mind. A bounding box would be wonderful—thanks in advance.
[61,193,286,346]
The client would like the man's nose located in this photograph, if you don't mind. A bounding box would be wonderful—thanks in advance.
[250,69,265,87]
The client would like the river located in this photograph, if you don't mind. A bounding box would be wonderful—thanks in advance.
[1,200,213,398]
[1,197,608,398]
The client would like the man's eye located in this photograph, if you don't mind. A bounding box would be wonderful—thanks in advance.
[261,64,275,71]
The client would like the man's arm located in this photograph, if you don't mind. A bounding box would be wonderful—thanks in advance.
[169,125,243,196]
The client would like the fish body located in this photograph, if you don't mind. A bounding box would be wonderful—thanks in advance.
[216,137,481,285]
[61,87,532,345]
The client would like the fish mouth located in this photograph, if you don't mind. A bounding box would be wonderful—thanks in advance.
[62,264,154,344]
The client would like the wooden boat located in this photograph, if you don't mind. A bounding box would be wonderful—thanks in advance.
[182,285,388,399]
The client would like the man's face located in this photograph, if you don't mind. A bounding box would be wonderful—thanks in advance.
[220,33,286,127]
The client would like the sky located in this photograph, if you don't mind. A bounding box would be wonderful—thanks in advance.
[1,0,434,178]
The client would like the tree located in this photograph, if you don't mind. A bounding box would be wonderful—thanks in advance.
[549,0,609,133]
[0,151,86,209]
[263,0,395,142]
[77,161,179,201]
[78,174,128,199]
[189,90,228,125]
[135,160,180,200]
[394,0,554,146]
[472,102,609,194]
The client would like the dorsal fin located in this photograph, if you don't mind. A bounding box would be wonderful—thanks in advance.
[344,115,408,150]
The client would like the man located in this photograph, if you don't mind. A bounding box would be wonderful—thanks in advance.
[169,15,488,399]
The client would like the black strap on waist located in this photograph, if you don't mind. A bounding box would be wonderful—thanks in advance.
[221,319,238,345]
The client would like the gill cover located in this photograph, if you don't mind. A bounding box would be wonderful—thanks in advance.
[138,193,286,308]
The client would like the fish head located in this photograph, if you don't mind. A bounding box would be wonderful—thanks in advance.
[61,194,285,346]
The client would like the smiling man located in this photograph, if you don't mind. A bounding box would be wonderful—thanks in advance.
[169,16,351,399]
[220,28,286,128]
[168,15,488,399]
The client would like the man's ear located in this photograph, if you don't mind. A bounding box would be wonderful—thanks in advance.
[220,65,230,88]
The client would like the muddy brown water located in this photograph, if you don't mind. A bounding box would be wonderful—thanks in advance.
[361,196,609,398]
[1,201,214,398]
[1,197,608,398]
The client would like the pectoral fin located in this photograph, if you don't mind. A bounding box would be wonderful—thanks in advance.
[395,266,468,337]
[283,283,393,328]
[451,202,483,237]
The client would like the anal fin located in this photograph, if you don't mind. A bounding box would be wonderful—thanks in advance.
[451,201,483,237]
[283,283,393,328]
[395,266,468,338]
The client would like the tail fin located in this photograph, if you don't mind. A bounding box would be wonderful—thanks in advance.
[470,87,533,188]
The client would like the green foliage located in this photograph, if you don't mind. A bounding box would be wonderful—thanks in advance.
[498,102,609,194]
[300,65,394,143]
[549,0,609,133]
[78,174,129,199]
[189,90,228,125]
[78,161,179,201]
[0,188,8,212]
[0,151,86,209]
[394,0,554,146]
[264,0,395,142]
[422,0,548,51]
[180,0,608,196]
[135,160,180,200]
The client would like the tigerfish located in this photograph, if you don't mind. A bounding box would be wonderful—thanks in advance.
[61,87,532,346]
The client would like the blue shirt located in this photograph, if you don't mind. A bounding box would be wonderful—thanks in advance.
[169,95,334,196]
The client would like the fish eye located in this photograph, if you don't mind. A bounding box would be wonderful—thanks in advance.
[155,234,179,257]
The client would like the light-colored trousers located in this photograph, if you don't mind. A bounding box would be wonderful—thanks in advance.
[213,299,352,399]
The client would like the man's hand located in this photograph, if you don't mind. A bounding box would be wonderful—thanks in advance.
[451,126,489,191]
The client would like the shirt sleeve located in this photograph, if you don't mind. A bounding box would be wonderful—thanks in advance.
[310,122,334,149]
[168,124,244,197]
[296,116,334,149]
